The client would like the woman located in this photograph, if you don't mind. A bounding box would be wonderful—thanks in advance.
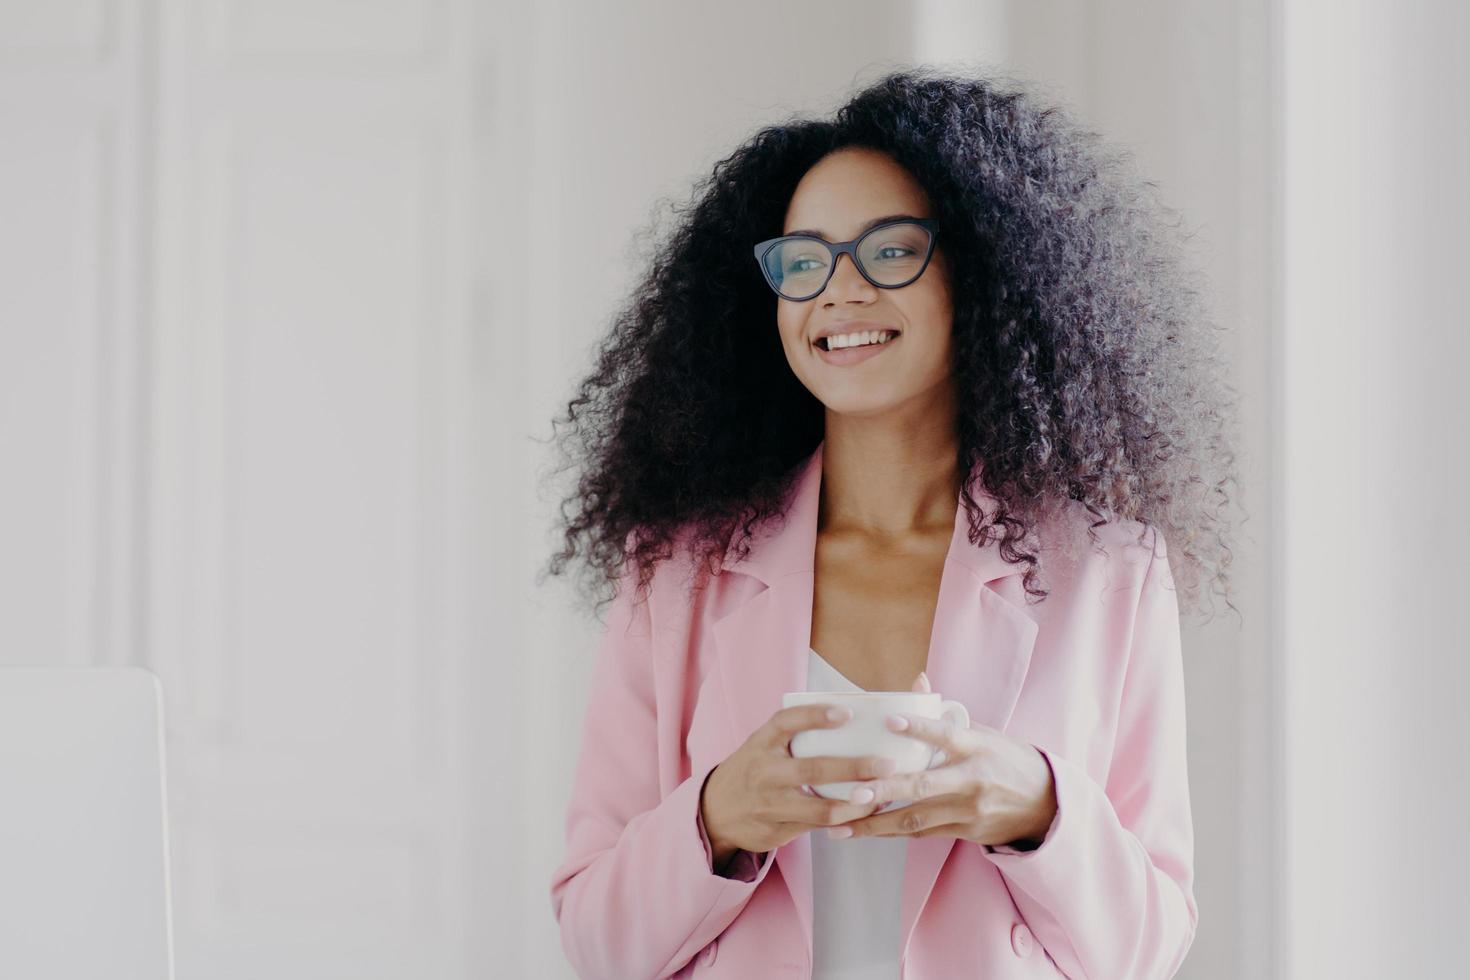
[544,67,1239,979]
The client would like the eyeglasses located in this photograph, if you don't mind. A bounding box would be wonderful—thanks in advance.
[752,217,940,301]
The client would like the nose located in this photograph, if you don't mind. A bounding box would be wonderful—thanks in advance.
[819,251,876,302]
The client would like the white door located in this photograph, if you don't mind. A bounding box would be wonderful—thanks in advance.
[0,1,520,976]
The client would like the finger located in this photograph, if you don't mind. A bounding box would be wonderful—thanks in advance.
[848,764,967,807]
[832,798,973,839]
[776,753,899,789]
[911,671,931,693]
[787,792,884,828]
[864,817,973,839]
[765,704,852,751]
[884,712,977,755]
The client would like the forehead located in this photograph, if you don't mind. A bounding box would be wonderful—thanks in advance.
[783,148,931,239]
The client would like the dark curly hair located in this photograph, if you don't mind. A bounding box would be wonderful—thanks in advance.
[538,66,1243,626]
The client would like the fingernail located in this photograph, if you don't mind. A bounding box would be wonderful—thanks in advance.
[886,714,909,731]
[828,826,853,839]
[850,787,875,804]
[918,671,931,691]
[827,707,849,722]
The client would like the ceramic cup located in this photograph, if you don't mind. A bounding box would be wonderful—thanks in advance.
[780,689,970,809]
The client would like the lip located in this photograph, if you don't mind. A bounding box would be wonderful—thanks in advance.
[814,332,900,366]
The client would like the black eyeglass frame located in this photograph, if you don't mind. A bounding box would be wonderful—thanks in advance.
[752,217,941,301]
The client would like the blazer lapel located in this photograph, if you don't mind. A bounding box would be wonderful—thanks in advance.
[708,440,1041,968]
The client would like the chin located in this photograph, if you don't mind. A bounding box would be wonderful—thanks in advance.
[819,395,903,419]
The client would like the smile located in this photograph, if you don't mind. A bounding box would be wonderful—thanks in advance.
[814,331,900,366]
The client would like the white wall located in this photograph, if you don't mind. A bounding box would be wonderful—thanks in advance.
[4,1,489,977]
[1281,2,1470,976]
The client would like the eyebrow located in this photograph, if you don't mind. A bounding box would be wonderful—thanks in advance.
[783,213,925,240]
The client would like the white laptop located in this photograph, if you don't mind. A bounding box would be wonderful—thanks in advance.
[0,667,176,979]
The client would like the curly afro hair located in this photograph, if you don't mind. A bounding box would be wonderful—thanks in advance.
[539,66,1242,625]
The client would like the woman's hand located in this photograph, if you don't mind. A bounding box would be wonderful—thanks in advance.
[826,671,1059,848]
[700,704,895,866]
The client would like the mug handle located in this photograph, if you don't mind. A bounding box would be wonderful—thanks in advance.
[927,699,970,769]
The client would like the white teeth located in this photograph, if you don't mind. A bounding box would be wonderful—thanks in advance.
[825,330,895,350]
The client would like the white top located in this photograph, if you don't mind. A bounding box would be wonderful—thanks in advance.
[807,648,909,979]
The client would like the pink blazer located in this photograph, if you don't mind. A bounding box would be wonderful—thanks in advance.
[548,441,1197,979]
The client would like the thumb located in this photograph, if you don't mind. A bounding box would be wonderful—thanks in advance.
[911,670,931,693]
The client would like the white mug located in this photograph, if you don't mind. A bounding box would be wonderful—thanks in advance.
[780,689,970,810]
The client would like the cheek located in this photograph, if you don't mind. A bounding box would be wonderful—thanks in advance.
[775,305,799,337]
[899,297,954,364]
[776,309,809,355]
[919,283,954,330]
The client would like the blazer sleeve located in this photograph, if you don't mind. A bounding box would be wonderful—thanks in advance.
[982,526,1199,979]
[548,566,777,979]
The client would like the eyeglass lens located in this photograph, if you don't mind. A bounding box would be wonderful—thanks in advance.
[760,221,933,299]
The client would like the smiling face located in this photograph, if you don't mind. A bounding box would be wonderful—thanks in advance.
[774,146,955,420]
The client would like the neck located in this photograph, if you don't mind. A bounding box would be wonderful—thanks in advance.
[819,408,960,540]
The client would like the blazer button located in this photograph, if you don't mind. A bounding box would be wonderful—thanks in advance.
[701,940,718,967]
[1010,922,1034,958]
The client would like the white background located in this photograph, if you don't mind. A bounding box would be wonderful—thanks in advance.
[0,1,1462,977]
